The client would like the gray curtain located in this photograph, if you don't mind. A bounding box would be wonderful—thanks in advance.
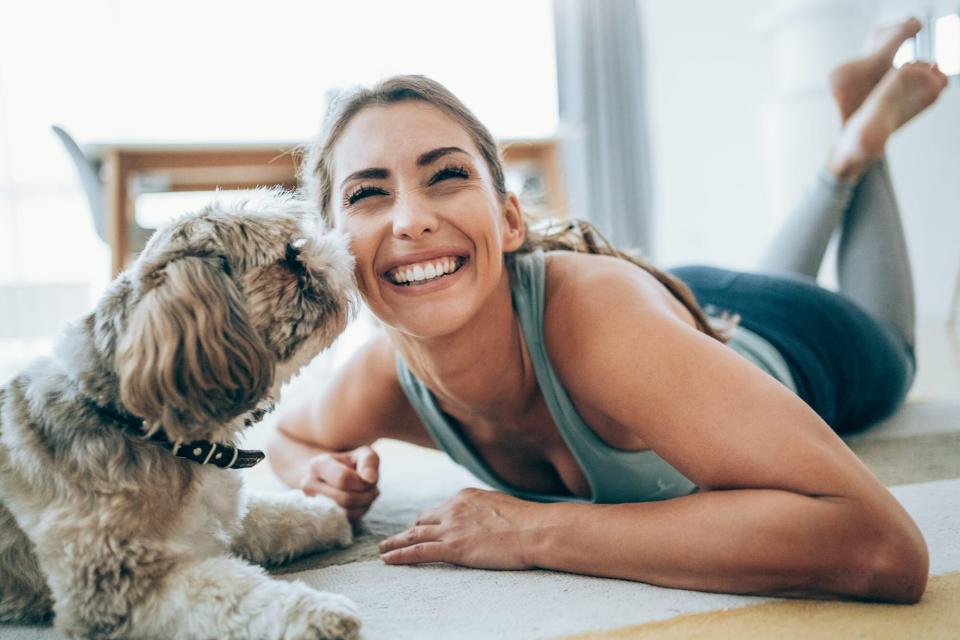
[553,0,655,256]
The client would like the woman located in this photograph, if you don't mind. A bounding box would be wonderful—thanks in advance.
[268,17,947,602]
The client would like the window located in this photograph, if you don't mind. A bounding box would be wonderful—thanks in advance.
[894,11,960,75]
[0,0,558,382]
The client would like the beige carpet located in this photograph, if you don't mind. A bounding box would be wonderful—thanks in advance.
[2,397,958,639]
[564,571,960,640]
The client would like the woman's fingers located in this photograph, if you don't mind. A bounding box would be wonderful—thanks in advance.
[413,508,443,525]
[298,447,382,521]
[345,506,370,522]
[378,524,443,553]
[300,476,380,509]
[351,445,380,484]
[381,542,447,565]
[378,524,448,565]
[310,452,376,492]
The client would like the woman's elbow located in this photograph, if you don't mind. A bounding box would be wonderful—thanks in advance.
[856,517,929,604]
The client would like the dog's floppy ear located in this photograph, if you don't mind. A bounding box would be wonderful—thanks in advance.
[115,255,275,441]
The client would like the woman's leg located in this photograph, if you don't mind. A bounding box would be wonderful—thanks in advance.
[755,171,856,281]
[759,21,947,352]
[756,18,922,281]
[678,20,949,430]
[758,157,917,351]
[836,158,916,349]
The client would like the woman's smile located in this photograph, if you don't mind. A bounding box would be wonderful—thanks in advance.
[381,255,470,296]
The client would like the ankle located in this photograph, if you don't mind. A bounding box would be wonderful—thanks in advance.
[827,151,868,182]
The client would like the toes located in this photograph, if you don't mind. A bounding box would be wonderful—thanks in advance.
[898,17,923,39]
[876,16,923,59]
[929,63,950,83]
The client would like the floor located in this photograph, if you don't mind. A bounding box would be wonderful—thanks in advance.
[2,321,959,639]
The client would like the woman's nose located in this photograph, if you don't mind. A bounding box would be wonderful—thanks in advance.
[391,196,439,239]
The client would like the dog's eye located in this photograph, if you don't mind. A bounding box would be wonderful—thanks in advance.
[281,243,306,275]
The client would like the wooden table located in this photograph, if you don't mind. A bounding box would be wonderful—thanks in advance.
[89,141,300,275]
[90,138,564,276]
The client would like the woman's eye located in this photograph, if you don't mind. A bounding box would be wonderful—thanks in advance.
[345,184,387,206]
[428,165,470,186]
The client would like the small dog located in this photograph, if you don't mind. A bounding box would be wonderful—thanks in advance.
[0,191,361,639]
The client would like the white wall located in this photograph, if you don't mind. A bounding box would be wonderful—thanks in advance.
[640,0,960,322]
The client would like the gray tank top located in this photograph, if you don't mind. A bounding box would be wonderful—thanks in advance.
[395,250,796,504]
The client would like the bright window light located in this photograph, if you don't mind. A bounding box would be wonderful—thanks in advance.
[0,0,559,373]
[936,13,960,75]
[894,38,916,68]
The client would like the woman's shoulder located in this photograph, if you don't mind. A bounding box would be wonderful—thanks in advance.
[542,250,698,366]
[543,250,679,318]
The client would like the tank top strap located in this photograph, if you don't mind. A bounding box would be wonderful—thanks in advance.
[393,251,696,504]
[506,250,696,503]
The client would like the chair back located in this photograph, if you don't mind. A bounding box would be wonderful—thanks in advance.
[51,125,109,243]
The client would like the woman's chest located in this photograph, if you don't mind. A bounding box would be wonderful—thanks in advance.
[441,392,650,500]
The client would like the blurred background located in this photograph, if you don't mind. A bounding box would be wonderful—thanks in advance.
[2,0,959,395]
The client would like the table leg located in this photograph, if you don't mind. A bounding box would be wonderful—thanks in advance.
[105,151,129,277]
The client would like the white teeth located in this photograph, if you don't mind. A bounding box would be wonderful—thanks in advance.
[388,256,463,285]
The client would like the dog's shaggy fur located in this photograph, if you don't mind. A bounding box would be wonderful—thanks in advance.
[0,191,361,639]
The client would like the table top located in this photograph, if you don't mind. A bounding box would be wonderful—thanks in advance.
[85,136,558,157]
[85,140,304,156]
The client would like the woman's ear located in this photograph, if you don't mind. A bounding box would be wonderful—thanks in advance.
[501,192,526,252]
[115,255,275,442]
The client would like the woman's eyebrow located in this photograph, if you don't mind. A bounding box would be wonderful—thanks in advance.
[340,168,389,190]
[416,146,469,166]
[339,147,469,190]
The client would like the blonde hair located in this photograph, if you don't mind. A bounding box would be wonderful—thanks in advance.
[299,74,738,343]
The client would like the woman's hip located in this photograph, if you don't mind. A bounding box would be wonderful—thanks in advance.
[665,265,915,433]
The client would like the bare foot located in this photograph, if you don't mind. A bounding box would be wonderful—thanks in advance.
[830,62,948,179]
[829,17,922,123]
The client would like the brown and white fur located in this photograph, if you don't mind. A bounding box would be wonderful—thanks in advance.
[0,190,360,639]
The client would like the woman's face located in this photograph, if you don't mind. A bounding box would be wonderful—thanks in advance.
[330,101,524,337]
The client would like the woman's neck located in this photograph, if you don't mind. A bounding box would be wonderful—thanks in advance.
[387,272,537,420]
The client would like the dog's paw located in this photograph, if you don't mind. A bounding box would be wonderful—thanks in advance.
[283,590,360,640]
[298,493,352,548]
[235,491,353,565]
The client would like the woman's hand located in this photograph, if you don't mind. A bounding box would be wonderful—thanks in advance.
[378,488,537,570]
[299,445,380,523]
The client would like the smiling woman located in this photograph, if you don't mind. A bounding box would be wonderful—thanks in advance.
[268,58,943,603]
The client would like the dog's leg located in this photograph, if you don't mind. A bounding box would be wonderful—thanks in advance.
[136,556,360,640]
[0,503,54,623]
[232,490,352,566]
[46,554,360,640]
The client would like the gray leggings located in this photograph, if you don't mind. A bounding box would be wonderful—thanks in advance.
[667,158,917,431]
[757,158,916,350]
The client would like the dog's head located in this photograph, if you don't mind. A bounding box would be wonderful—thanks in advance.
[113,189,355,443]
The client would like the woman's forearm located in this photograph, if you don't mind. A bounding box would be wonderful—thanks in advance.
[521,489,927,603]
[265,429,332,489]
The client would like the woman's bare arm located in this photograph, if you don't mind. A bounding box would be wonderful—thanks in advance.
[529,257,927,602]
[267,329,435,488]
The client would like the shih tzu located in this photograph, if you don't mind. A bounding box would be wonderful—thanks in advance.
[0,190,360,639]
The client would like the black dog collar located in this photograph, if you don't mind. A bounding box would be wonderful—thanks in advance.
[88,400,265,469]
